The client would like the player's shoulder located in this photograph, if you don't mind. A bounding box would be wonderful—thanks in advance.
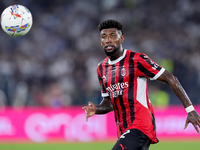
[97,57,109,68]
[126,49,148,59]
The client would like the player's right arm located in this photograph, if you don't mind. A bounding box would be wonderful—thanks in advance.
[82,62,113,122]
[82,96,113,122]
[96,96,113,114]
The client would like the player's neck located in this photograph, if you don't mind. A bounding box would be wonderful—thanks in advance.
[109,48,124,61]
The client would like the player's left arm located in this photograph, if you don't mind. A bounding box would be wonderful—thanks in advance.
[157,70,200,133]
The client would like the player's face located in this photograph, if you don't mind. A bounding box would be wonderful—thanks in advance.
[100,28,124,57]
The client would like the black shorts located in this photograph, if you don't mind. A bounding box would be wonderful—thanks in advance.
[112,129,151,150]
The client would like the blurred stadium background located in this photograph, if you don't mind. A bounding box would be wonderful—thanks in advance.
[0,0,200,149]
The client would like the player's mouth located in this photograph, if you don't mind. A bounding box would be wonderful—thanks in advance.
[105,46,114,52]
[104,45,118,56]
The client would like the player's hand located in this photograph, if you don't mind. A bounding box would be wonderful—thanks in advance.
[184,110,200,134]
[82,101,96,122]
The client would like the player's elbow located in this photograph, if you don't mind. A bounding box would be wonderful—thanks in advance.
[168,74,181,89]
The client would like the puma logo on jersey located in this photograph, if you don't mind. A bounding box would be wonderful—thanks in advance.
[102,76,106,79]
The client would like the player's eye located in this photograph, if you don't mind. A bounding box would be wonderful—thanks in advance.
[101,35,106,39]
[111,34,116,38]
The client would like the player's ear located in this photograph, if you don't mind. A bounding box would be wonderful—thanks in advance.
[120,35,124,43]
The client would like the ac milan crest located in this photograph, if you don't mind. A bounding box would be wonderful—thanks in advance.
[121,68,126,76]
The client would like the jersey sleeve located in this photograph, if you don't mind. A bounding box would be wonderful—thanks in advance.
[137,53,165,80]
[97,64,109,97]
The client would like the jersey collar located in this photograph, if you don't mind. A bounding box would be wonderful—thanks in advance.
[108,49,127,65]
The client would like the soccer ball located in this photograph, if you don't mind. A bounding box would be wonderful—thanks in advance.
[0,5,32,37]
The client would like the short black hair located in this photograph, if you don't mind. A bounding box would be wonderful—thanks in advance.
[98,19,124,35]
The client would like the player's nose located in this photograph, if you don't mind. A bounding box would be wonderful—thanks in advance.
[105,37,112,43]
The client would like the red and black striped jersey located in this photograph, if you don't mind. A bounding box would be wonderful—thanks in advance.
[97,49,165,143]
